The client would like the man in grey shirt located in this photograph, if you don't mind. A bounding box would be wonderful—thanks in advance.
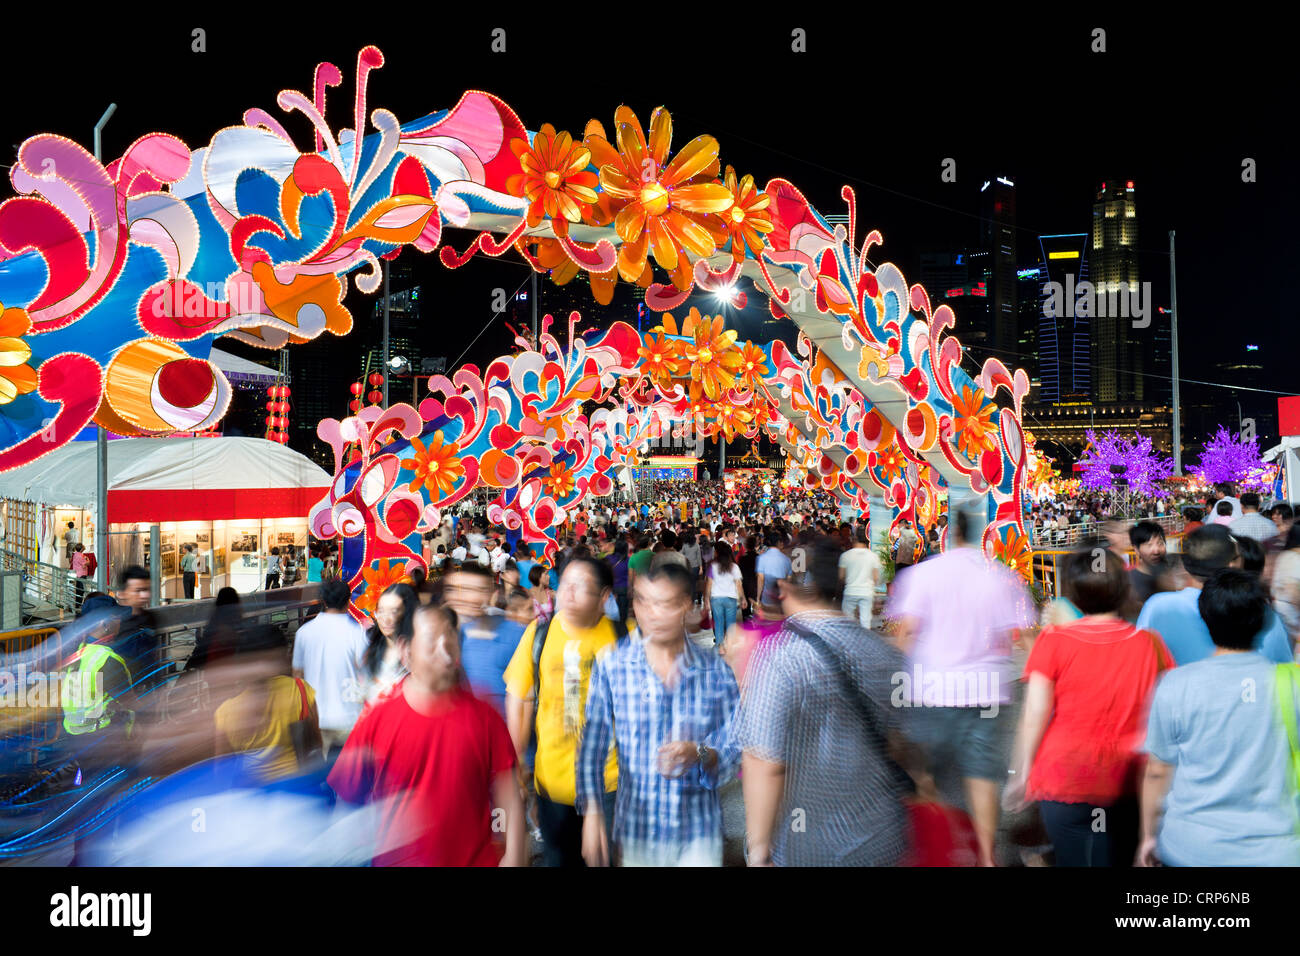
[1229,492,1278,544]
[734,538,910,866]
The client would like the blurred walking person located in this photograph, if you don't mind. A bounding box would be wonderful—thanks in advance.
[292,578,369,761]
[886,508,1034,866]
[578,564,740,866]
[329,604,525,866]
[1003,549,1171,867]
[734,538,911,866]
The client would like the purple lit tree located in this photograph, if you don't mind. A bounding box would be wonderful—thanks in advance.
[1189,426,1274,492]
[1078,430,1175,497]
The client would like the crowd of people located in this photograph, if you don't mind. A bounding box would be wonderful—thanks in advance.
[24,472,1300,868]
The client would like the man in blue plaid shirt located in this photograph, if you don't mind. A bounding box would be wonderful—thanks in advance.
[576,563,740,866]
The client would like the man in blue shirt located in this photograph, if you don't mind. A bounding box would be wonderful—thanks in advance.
[444,564,524,718]
[1137,524,1291,665]
[577,563,739,867]
[755,533,793,608]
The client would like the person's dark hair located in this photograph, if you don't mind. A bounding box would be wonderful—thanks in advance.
[529,564,547,588]
[450,562,494,583]
[1129,520,1166,550]
[118,565,149,590]
[408,566,427,589]
[637,534,652,551]
[854,525,869,545]
[745,534,757,554]
[713,540,734,573]
[363,582,419,676]
[782,536,844,605]
[1216,500,1233,517]
[1183,506,1203,523]
[1286,522,1300,551]
[74,543,85,553]
[562,553,614,593]
[1198,568,1266,651]
[1061,547,1131,615]
[1181,524,1238,582]
[764,531,782,549]
[1240,492,1261,511]
[413,601,458,637]
[1232,534,1265,577]
[320,578,351,611]
[215,586,240,607]
[613,537,628,559]
[641,562,695,602]
[660,529,678,551]
[437,544,446,554]
[1275,503,1294,523]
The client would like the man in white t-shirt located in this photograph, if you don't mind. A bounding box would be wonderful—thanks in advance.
[838,526,882,626]
[292,578,369,759]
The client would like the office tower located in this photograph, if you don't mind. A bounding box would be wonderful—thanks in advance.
[978,177,1019,365]
[1037,233,1091,403]
[1089,180,1143,404]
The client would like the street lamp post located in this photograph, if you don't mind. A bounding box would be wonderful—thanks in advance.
[382,258,390,407]
[94,104,116,593]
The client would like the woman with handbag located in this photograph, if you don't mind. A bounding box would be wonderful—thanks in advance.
[1003,547,1171,866]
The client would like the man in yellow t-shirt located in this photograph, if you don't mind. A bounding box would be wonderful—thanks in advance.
[505,555,620,866]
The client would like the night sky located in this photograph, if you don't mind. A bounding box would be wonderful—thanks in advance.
[4,13,1294,460]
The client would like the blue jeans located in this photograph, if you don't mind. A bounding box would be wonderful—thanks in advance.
[710,597,739,645]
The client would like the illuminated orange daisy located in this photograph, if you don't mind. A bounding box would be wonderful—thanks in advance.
[673,308,742,402]
[875,443,908,485]
[993,527,1033,580]
[585,107,734,292]
[951,385,998,458]
[713,402,754,442]
[506,124,599,239]
[401,430,465,497]
[637,331,685,393]
[356,558,411,615]
[719,166,774,264]
[0,305,39,405]
[544,461,574,499]
[736,340,770,391]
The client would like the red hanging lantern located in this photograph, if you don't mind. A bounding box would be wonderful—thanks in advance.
[266,386,276,398]
[279,401,290,414]
[276,432,290,444]
[368,372,383,388]
[264,415,273,426]
[349,382,363,396]
[282,386,291,398]
[265,400,275,412]
[367,389,383,405]
[348,399,361,413]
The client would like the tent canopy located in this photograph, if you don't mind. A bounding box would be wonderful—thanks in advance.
[0,437,331,522]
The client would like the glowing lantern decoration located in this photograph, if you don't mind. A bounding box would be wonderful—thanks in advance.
[367,389,383,404]
[348,399,361,413]
[349,382,364,396]
[368,373,384,388]
[266,386,276,398]
[265,401,275,412]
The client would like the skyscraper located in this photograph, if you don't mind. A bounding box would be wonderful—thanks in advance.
[1088,180,1142,404]
[1037,233,1091,403]
[978,177,1019,364]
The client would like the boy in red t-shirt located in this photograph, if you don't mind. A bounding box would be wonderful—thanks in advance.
[328,604,524,866]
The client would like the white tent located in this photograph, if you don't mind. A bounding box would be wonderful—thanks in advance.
[0,437,330,515]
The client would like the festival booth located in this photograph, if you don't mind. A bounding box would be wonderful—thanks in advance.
[0,437,329,599]
[631,455,700,482]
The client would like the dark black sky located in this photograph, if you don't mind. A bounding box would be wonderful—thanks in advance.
[4,12,1295,447]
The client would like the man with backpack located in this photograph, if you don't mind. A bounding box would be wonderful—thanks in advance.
[504,555,625,866]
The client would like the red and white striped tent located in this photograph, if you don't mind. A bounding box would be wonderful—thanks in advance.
[0,436,329,523]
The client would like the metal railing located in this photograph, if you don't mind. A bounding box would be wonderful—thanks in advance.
[0,548,84,625]
[1028,513,1185,549]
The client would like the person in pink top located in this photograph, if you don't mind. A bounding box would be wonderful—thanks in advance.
[1003,548,1171,866]
[886,507,1035,866]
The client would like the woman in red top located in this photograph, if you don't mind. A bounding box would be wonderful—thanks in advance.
[1004,548,1171,867]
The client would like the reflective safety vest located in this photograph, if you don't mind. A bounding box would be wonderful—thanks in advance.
[61,643,132,736]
